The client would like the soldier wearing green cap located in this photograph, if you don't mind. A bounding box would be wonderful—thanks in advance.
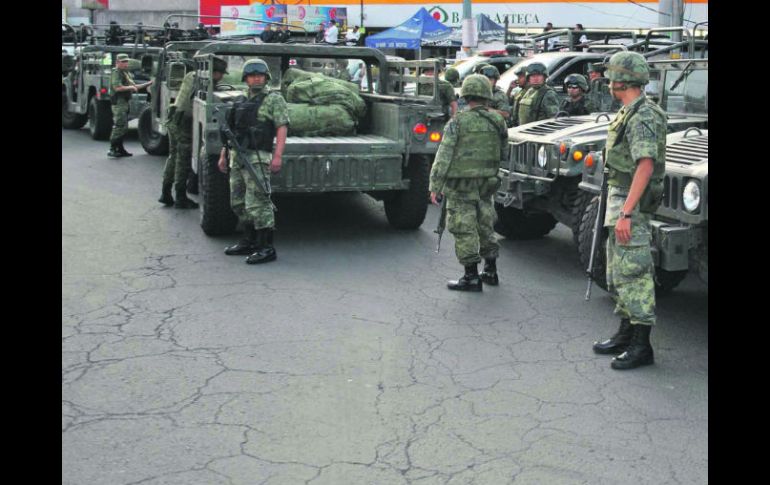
[429,75,508,292]
[592,51,667,370]
[218,58,290,265]
[559,73,596,116]
[159,57,228,209]
[516,62,560,125]
[108,53,152,158]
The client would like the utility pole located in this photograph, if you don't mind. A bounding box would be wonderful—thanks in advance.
[461,0,476,58]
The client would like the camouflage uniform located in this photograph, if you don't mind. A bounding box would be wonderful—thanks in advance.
[163,71,196,189]
[509,86,527,127]
[109,63,134,143]
[559,96,597,116]
[430,104,508,267]
[490,86,512,121]
[588,78,622,112]
[229,87,290,230]
[418,79,457,115]
[604,93,667,326]
[517,85,560,125]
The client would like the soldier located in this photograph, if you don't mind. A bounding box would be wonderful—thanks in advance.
[218,59,289,265]
[507,65,528,127]
[159,57,228,209]
[443,66,460,88]
[592,51,667,370]
[429,75,508,292]
[478,65,511,124]
[559,73,596,116]
[418,60,458,117]
[587,62,621,112]
[108,53,152,158]
[516,62,560,125]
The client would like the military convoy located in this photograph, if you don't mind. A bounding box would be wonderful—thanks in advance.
[62,44,161,140]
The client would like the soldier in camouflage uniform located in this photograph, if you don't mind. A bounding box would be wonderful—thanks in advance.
[159,57,228,209]
[587,62,622,112]
[592,51,667,370]
[429,75,508,292]
[516,62,560,126]
[108,53,152,158]
[559,73,596,116]
[218,58,290,265]
[443,66,460,88]
[418,60,458,117]
[478,65,512,125]
[507,65,528,127]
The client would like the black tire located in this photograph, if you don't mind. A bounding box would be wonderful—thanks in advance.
[199,151,238,236]
[384,155,429,229]
[187,172,199,195]
[88,97,112,140]
[570,189,592,248]
[577,195,608,291]
[494,203,558,240]
[62,98,88,129]
[138,107,169,155]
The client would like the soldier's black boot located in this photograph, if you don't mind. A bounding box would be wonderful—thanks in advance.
[158,182,174,206]
[480,258,499,286]
[117,139,133,157]
[224,225,258,255]
[173,184,199,209]
[593,318,632,355]
[611,324,654,370]
[107,142,122,158]
[447,264,482,292]
[186,172,199,195]
[246,229,277,264]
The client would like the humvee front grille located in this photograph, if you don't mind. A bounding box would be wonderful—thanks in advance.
[665,135,708,165]
[519,118,587,136]
[510,141,551,176]
[662,175,680,210]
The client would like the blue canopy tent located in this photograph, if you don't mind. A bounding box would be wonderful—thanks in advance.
[423,14,506,47]
[364,7,451,56]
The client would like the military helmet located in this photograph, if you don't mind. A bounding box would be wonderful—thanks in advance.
[241,58,270,81]
[526,62,548,78]
[605,51,649,86]
[564,73,588,91]
[473,62,493,74]
[460,74,493,100]
[513,65,527,76]
[479,64,500,79]
[444,66,459,83]
[212,56,228,74]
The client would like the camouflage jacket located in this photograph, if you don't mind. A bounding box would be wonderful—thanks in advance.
[490,86,512,119]
[517,85,560,125]
[418,79,457,112]
[110,68,134,101]
[559,96,597,116]
[229,87,291,165]
[173,71,196,115]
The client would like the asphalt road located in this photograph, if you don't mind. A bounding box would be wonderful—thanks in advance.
[62,127,708,485]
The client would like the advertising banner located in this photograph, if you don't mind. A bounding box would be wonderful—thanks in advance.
[287,6,347,33]
[219,4,288,36]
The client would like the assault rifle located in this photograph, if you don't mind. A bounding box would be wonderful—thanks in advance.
[585,164,609,301]
[434,194,446,253]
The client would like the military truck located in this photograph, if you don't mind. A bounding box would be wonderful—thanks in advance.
[61,44,161,140]
[137,41,216,155]
[577,128,708,293]
[493,55,708,246]
[189,43,451,235]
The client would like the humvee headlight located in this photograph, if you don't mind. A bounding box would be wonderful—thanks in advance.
[559,142,568,155]
[584,153,595,168]
[537,146,547,168]
[572,150,584,162]
[683,180,701,213]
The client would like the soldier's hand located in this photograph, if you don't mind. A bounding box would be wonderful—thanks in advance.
[217,155,228,174]
[270,156,282,174]
[615,218,632,245]
[430,192,443,206]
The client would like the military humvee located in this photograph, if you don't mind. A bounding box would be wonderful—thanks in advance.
[577,126,708,293]
[137,40,216,155]
[190,43,451,235]
[494,54,708,248]
[61,44,161,140]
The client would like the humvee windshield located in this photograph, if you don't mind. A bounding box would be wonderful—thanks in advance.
[661,67,707,115]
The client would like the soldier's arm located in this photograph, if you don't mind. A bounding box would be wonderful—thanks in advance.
[543,90,561,117]
[111,70,134,93]
[584,97,598,114]
[268,94,291,170]
[429,121,458,193]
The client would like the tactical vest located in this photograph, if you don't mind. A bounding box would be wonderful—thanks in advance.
[228,91,276,152]
[605,96,667,213]
[447,108,504,179]
[560,97,589,116]
[111,69,133,103]
[517,85,553,125]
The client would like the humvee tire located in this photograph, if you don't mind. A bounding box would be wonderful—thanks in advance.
[88,97,113,140]
[62,98,88,129]
[199,149,238,236]
[494,203,557,240]
[577,195,608,291]
[138,106,169,155]
[384,155,429,229]
[570,189,592,247]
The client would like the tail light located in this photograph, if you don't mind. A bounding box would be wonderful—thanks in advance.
[413,123,428,135]
[429,132,441,142]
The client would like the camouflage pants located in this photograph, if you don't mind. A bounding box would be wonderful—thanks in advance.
[229,149,274,230]
[162,118,193,186]
[604,186,656,326]
[109,99,129,142]
[445,177,500,266]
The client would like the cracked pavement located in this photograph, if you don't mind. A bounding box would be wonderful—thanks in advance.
[63,128,707,484]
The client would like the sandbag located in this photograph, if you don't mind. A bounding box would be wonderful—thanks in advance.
[282,67,359,96]
[287,77,366,119]
[287,103,356,137]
